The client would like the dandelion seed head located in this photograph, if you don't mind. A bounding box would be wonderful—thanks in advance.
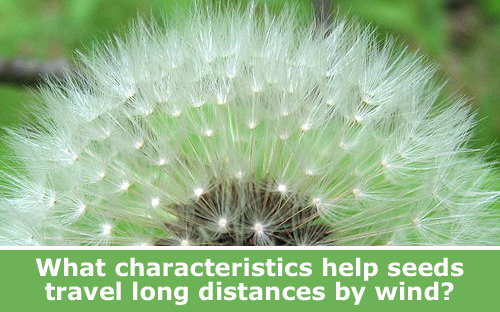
[0,2,499,246]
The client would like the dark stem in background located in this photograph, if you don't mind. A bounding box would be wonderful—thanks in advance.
[0,58,71,86]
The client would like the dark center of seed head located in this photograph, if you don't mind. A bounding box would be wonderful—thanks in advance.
[155,182,333,246]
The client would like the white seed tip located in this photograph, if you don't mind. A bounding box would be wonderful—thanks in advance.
[203,129,214,137]
[151,197,160,208]
[413,218,421,227]
[248,121,257,129]
[194,188,204,198]
[277,184,287,193]
[102,224,112,235]
[134,141,144,149]
[157,158,167,166]
[254,223,263,234]
[300,124,311,132]
[78,203,87,214]
[218,218,227,228]
[120,181,131,191]
[216,95,227,105]
[180,239,190,246]
[305,169,315,176]
[278,134,289,140]
[48,197,56,206]
[193,100,205,108]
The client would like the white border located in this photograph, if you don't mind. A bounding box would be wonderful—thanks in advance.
[1,246,499,250]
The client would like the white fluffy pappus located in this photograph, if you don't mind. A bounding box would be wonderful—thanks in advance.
[1,3,499,246]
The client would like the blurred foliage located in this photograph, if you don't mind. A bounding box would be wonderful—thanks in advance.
[0,0,499,167]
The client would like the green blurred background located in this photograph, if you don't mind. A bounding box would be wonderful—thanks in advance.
[0,0,499,164]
